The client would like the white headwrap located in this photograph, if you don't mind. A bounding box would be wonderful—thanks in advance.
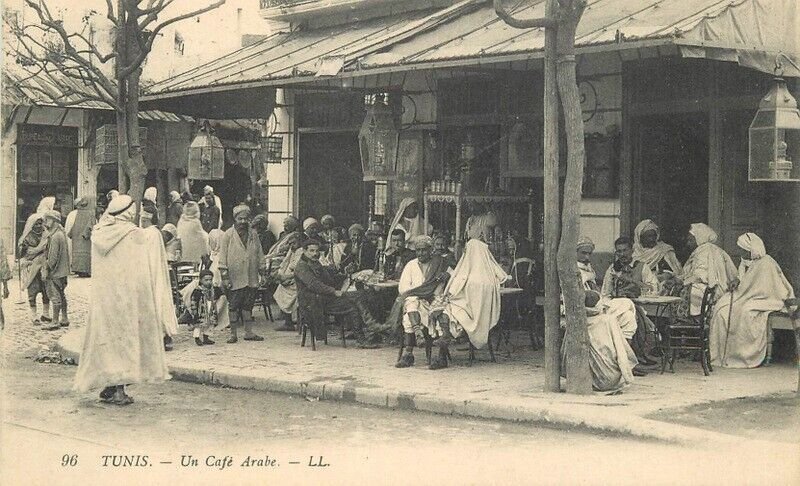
[303,217,319,231]
[169,191,182,203]
[412,235,433,249]
[233,204,251,219]
[736,232,766,260]
[144,187,158,203]
[107,194,136,223]
[689,223,718,246]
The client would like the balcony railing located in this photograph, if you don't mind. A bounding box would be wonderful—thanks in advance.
[260,0,302,8]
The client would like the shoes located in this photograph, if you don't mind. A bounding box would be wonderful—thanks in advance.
[163,336,174,352]
[632,365,648,377]
[44,324,62,331]
[395,352,415,368]
[227,336,238,344]
[60,321,70,328]
[99,386,116,402]
[32,319,41,326]
[40,315,52,323]
[202,335,215,345]
[195,337,204,346]
[243,334,264,341]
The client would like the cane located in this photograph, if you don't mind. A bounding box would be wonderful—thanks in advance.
[721,288,734,366]
[15,258,25,304]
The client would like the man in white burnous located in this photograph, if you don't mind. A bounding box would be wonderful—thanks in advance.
[74,195,177,405]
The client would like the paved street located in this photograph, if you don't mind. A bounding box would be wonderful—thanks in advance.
[1,276,799,485]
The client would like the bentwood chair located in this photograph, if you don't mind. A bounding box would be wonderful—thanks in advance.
[660,286,714,376]
[509,257,539,350]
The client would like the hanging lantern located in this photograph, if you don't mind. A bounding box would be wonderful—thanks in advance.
[188,120,224,180]
[359,94,400,181]
[748,75,800,181]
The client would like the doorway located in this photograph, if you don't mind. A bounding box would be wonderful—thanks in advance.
[634,112,709,262]
[298,131,365,227]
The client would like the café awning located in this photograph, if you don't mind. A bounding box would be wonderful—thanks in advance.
[142,0,799,110]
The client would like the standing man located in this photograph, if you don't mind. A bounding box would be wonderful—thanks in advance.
[219,204,264,343]
[199,186,223,231]
[200,188,222,233]
[42,210,70,330]
[74,195,175,405]
[166,191,184,226]
[67,198,95,277]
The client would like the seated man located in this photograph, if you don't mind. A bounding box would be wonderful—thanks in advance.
[561,290,639,392]
[294,239,364,339]
[383,229,416,280]
[632,219,683,285]
[673,223,737,316]
[432,233,457,270]
[428,226,509,370]
[709,233,795,368]
[395,236,451,368]
[332,223,377,275]
[599,236,659,367]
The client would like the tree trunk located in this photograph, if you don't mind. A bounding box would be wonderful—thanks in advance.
[123,15,147,204]
[555,0,592,395]
[542,0,562,393]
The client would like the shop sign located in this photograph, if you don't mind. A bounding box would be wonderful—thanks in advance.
[18,125,78,147]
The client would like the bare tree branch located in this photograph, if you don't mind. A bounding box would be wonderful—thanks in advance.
[493,0,556,29]
[23,0,118,100]
[105,0,118,25]
[67,31,116,63]
[119,0,225,79]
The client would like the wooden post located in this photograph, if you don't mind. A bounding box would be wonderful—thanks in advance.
[542,0,562,392]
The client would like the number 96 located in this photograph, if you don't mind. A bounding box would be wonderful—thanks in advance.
[61,454,78,467]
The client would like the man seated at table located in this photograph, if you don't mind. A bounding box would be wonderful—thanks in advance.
[433,232,457,270]
[294,239,364,340]
[427,218,509,370]
[332,223,377,275]
[394,236,451,368]
[600,236,659,367]
[383,229,416,280]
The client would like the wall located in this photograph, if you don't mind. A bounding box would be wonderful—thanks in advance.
[266,88,296,237]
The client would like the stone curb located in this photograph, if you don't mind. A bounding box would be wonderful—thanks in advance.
[55,330,741,446]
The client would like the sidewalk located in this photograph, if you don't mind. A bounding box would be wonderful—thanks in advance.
[55,296,799,445]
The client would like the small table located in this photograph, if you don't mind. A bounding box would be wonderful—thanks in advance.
[367,280,399,290]
[631,295,682,354]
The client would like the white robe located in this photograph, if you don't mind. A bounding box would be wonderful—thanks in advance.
[73,222,175,392]
[710,255,794,368]
[683,242,737,315]
[435,239,508,349]
[579,262,637,339]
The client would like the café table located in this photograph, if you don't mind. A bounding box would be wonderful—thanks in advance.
[631,295,683,353]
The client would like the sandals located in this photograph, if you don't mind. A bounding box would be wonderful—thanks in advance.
[227,336,238,344]
[395,353,415,368]
[111,394,134,406]
[99,387,116,402]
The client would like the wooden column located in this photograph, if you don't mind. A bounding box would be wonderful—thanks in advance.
[542,0,562,393]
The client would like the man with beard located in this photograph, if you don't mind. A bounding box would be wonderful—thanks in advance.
[394,236,451,368]
[333,224,376,274]
[294,239,363,341]
[41,210,71,330]
[218,204,264,343]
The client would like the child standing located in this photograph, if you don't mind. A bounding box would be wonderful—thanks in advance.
[189,270,222,346]
[0,239,11,330]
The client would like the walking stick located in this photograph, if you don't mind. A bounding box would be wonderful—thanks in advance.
[721,288,734,366]
[15,259,25,304]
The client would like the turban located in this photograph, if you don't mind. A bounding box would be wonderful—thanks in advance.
[689,223,718,246]
[169,190,181,203]
[107,194,136,222]
[321,214,335,225]
[303,217,319,230]
[348,223,365,234]
[412,235,433,249]
[144,187,158,203]
[203,185,214,196]
[106,190,119,201]
[42,209,62,221]
[736,232,766,260]
[74,197,89,209]
[199,269,214,280]
[634,219,659,239]
[576,236,595,251]
[233,204,251,219]
[161,223,178,237]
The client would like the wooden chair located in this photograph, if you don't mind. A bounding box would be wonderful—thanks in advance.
[300,311,347,350]
[496,257,538,351]
[660,286,714,376]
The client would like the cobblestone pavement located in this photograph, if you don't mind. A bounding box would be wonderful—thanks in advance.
[1,275,91,360]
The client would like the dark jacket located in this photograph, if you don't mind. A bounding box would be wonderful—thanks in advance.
[339,240,377,273]
[385,247,415,280]
[141,199,159,228]
[294,255,346,322]
[201,204,220,233]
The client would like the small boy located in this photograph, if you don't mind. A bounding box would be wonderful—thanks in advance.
[189,270,222,346]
